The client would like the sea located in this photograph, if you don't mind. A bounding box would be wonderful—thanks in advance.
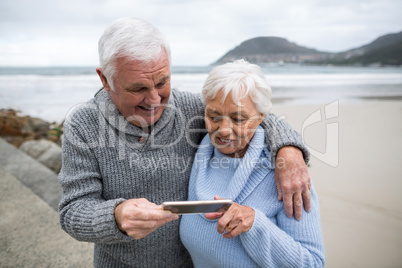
[0,64,401,123]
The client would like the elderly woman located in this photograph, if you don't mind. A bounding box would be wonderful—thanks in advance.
[180,60,325,267]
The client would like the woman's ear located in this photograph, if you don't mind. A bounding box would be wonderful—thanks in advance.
[96,67,112,92]
[259,113,266,124]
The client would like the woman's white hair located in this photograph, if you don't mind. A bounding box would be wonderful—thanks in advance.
[98,17,171,89]
[202,59,272,115]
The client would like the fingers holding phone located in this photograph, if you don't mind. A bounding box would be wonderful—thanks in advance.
[204,195,229,220]
[211,196,255,239]
[115,198,179,240]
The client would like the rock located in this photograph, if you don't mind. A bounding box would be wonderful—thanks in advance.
[19,139,62,173]
[25,116,51,136]
[2,136,26,147]
[0,110,28,136]
[0,109,62,147]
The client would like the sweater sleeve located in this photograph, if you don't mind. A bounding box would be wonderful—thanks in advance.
[58,116,131,244]
[239,186,325,267]
[261,113,310,164]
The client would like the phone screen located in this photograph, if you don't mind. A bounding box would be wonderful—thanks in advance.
[162,200,233,214]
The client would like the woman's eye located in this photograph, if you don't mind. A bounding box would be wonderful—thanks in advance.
[233,118,245,123]
[209,116,221,122]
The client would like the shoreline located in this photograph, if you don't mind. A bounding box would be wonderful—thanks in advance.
[2,96,402,125]
[271,95,402,104]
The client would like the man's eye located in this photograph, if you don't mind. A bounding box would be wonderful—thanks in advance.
[129,87,146,93]
[156,82,166,88]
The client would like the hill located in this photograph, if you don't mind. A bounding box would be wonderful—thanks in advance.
[214,37,331,64]
[361,31,402,51]
[214,31,402,66]
[320,31,402,66]
[348,42,402,65]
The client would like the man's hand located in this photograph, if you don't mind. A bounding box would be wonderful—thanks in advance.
[114,198,179,239]
[275,146,311,221]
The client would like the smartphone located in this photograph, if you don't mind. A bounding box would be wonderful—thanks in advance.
[162,199,233,214]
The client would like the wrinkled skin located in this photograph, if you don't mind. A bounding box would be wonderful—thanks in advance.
[275,146,311,221]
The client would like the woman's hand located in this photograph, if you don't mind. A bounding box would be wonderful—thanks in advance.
[205,196,255,239]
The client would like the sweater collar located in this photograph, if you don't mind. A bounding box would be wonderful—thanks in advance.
[193,125,273,203]
[93,88,182,149]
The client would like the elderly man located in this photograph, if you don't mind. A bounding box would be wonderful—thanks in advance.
[59,17,312,267]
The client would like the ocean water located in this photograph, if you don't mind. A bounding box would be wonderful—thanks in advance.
[0,65,401,123]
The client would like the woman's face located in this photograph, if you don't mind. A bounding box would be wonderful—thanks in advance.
[205,90,265,158]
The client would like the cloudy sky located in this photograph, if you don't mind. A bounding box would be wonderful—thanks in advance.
[1,0,401,66]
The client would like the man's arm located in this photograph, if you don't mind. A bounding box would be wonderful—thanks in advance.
[58,118,129,243]
[260,113,311,221]
[58,112,176,242]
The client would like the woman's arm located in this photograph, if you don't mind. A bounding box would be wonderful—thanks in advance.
[239,186,325,268]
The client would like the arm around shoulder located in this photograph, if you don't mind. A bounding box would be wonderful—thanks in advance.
[261,113,309,164]
[261,113,312,220]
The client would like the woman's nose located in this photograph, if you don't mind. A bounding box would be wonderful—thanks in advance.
[218,118,233,136]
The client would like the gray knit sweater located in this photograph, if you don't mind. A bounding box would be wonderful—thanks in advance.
[58,88,309,267]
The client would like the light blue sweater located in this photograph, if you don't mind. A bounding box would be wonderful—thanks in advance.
[180,126,325,267]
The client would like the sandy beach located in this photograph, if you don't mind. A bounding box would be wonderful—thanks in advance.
[1,97,401,267]
[271,100,402,267]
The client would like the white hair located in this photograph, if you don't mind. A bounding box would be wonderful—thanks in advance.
[98,17,171,89]
[202,59,272,115]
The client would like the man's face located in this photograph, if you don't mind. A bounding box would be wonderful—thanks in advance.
[97,51,171,128]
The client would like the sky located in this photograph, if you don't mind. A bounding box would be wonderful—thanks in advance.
[0,0,401,66]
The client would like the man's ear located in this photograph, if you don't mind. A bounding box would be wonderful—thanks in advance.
[96,67,112,92]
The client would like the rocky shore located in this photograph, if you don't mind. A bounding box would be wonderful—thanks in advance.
[0,109,93,266]
[0,109,63,173]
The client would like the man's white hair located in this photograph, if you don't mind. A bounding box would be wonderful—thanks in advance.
[202,59,272,115]
[98,17,171,89]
